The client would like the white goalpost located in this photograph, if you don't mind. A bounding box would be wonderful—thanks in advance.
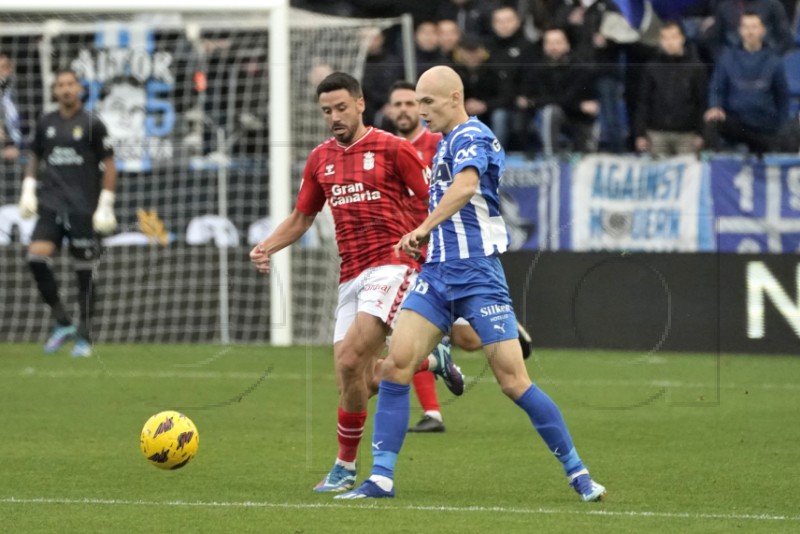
[0,1,413,346]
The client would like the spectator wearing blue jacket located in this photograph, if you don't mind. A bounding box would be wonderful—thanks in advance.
[704,11,791,154]
[703,0,792,59]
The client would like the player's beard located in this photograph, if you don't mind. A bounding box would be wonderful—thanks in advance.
[58,93,80,111]
[395,113,416,136]
[331,122,356,144]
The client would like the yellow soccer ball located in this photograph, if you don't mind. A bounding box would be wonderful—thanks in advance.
[140,410,199,470]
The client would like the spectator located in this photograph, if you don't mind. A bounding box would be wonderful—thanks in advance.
[704,11,792,154]
[360,28,405,127]
[414,21,449,79]
[514,0,563,42]
[0,54,21,160]
[438,19,462,63]
[486,5,537,149]
[635,22,707,156]
[703,0,793,57]
[554,0,625,152]
[516,27,598,155]
[453,35,512,142]
[437,0,499,40]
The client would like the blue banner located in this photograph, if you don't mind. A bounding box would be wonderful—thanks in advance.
[499,158,564,251]
[70,24,176,172]
[711,157,800,253]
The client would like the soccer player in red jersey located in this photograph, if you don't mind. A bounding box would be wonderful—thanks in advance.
[249,72,463,492]
[386,80,533,433]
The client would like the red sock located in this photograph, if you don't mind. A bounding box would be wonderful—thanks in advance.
[416,358,430,372]
[413,371,440,412]
[337,407,367,463]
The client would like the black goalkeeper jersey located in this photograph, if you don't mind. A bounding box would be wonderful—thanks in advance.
[32,108,114,215]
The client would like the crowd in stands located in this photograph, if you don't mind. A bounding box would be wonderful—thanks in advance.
[296,0,800,157]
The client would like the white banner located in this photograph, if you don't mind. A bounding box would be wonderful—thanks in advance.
[571,155,703,251]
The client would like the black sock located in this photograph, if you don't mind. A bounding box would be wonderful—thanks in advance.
[75,266,94,342]
[28,255,71,326]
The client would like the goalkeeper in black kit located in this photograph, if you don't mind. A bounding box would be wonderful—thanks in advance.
[17,68,117,357]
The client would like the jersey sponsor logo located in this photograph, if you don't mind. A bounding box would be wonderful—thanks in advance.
[434,161,452,183]
[72,126,83,140]
[363,151,375,171]
[46,126,55,138]
[47,146,85,166]
[479,303,512,317]
[362,282,391,294]
[324,164,335,176]
[455,144,478,164]
[329,182,381,207]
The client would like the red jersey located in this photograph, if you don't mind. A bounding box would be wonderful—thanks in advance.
[407,127,442,225]
[296,127,430,283]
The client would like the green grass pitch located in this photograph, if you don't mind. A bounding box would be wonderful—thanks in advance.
[1,343,798,533]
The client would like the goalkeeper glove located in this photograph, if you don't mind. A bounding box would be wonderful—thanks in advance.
[92,189,117,234]
[18,176,38,218]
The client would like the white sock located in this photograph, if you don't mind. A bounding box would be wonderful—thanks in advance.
[424,410,442,422]
[335,458,356,471]
[426,354,438,371]
[368,474,394,492]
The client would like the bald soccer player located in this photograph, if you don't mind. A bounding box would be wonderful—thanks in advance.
[336,66,606,503]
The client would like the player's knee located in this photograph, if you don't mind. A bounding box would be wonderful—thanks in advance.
[69,238,100,262]
[28,241,55,257]
[335,350,364,380]
[497,375,531,400]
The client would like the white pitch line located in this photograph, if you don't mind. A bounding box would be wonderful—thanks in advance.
[5,368,800,392]
[0,497,798,522]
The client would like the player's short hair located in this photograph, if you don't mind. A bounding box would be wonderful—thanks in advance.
[741,10,764,24]
[389,80,415,97]
[316,72,363,99]
[659,20,685,35]
[53,68,80,84]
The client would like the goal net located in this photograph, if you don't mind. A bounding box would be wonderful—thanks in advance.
[0,6,412,345]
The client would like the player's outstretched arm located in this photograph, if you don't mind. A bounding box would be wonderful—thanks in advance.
[18,154,38,218]
[250,209,316,274]
[93,156,118,234]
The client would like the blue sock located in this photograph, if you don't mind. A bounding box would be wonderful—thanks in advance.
[515,384,585,476]
[371,380,411,480]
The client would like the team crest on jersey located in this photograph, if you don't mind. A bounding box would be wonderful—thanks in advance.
[73,126,83,140]
[46,126,56,138]
[324,164,335,176]
[363,151,375,171]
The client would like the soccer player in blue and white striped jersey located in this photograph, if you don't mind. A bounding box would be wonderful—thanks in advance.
[337,66,606,502]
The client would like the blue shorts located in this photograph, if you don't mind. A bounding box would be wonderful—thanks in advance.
[402,256,519,345]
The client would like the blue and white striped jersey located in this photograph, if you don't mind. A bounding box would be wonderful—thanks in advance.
[426,117,509,263]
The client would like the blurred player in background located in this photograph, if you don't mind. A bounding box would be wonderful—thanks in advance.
[338,66,605,502]
[386,80,532,433]
[18,68,117,357]
[249,72,464,493]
